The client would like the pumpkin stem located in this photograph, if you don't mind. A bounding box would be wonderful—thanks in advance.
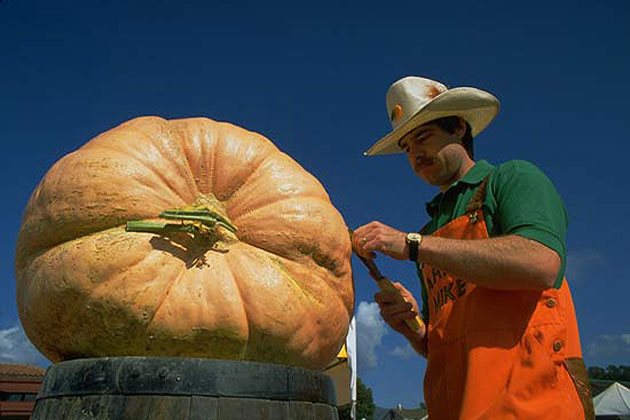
[125,221,201,234]
[125,206,237,238]
[159,208,237,233]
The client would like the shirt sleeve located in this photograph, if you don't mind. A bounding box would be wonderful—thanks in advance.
[491,160,568,288]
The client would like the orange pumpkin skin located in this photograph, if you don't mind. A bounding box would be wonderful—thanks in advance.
[15,116,354,370]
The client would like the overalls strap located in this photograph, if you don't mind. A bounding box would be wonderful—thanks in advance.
[464,174,491,214]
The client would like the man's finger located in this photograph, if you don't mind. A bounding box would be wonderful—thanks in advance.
[384,310,418,323]
[379,302,412,317]
[382,311,418,326]
[375,290,406,304]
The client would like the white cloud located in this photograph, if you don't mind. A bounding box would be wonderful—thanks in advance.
[586,333,630,364]
[566,249,605,281]
[0,324,49,366]
[355,301,388,371]
[389,343,416,360]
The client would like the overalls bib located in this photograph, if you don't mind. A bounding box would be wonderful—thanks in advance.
[420,177,594,420]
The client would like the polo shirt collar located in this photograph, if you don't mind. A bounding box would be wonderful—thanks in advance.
[425,160,494,216]
[455,159,494,186]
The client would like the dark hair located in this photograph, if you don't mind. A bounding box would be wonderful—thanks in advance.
[430,116,474,159]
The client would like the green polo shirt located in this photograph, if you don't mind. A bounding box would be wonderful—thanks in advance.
[417,159,568,322]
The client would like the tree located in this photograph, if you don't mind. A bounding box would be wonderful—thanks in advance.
[588,365,630,381]
[588,366,606,379]
[338,377,376,420]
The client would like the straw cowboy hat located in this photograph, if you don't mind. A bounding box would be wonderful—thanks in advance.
[365,76,500,156]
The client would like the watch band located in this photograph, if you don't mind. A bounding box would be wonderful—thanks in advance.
[408,238,419,262]
[406,232,422,262]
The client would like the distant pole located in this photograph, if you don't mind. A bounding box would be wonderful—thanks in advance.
[347,317,357,419]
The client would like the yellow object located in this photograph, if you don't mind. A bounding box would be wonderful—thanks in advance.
[336,344,348,359]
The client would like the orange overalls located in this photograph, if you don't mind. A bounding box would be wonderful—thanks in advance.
[420,177,594,420]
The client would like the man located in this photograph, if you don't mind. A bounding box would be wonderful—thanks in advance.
[352,77,594,419]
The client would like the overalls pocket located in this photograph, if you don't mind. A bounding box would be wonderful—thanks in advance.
[508,326,561,399]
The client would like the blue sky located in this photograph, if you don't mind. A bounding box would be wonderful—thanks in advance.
[1,0,629,409]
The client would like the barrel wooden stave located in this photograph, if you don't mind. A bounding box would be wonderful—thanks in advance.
[34,395,339,420]
[33,357,339,420]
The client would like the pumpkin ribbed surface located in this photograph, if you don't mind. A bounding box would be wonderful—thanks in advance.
[15,116,353,370]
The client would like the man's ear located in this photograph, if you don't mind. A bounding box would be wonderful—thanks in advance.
[455,117,467,140]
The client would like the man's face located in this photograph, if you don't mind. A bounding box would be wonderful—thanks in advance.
[399,121,469,188]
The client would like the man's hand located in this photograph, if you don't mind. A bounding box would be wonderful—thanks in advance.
[374,282,425,341]
[352,221,409,260]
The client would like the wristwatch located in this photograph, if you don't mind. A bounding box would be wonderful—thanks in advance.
[406,232,423,262]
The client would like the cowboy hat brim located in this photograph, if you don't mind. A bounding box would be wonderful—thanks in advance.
[364,87,500,156]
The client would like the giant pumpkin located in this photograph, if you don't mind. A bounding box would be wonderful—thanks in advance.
[15,116,354,370]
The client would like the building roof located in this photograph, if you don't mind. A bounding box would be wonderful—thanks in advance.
[0,363,46,379]
[375,406,428,420]
[593,382,630,416]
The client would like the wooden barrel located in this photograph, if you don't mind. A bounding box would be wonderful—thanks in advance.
[32,357,339,419]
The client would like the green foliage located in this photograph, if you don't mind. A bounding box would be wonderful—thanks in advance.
[338,377,376,420]
[338,405,351,419]
[588,365,630,381]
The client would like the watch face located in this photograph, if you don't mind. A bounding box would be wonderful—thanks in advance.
[407,232,421,243]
